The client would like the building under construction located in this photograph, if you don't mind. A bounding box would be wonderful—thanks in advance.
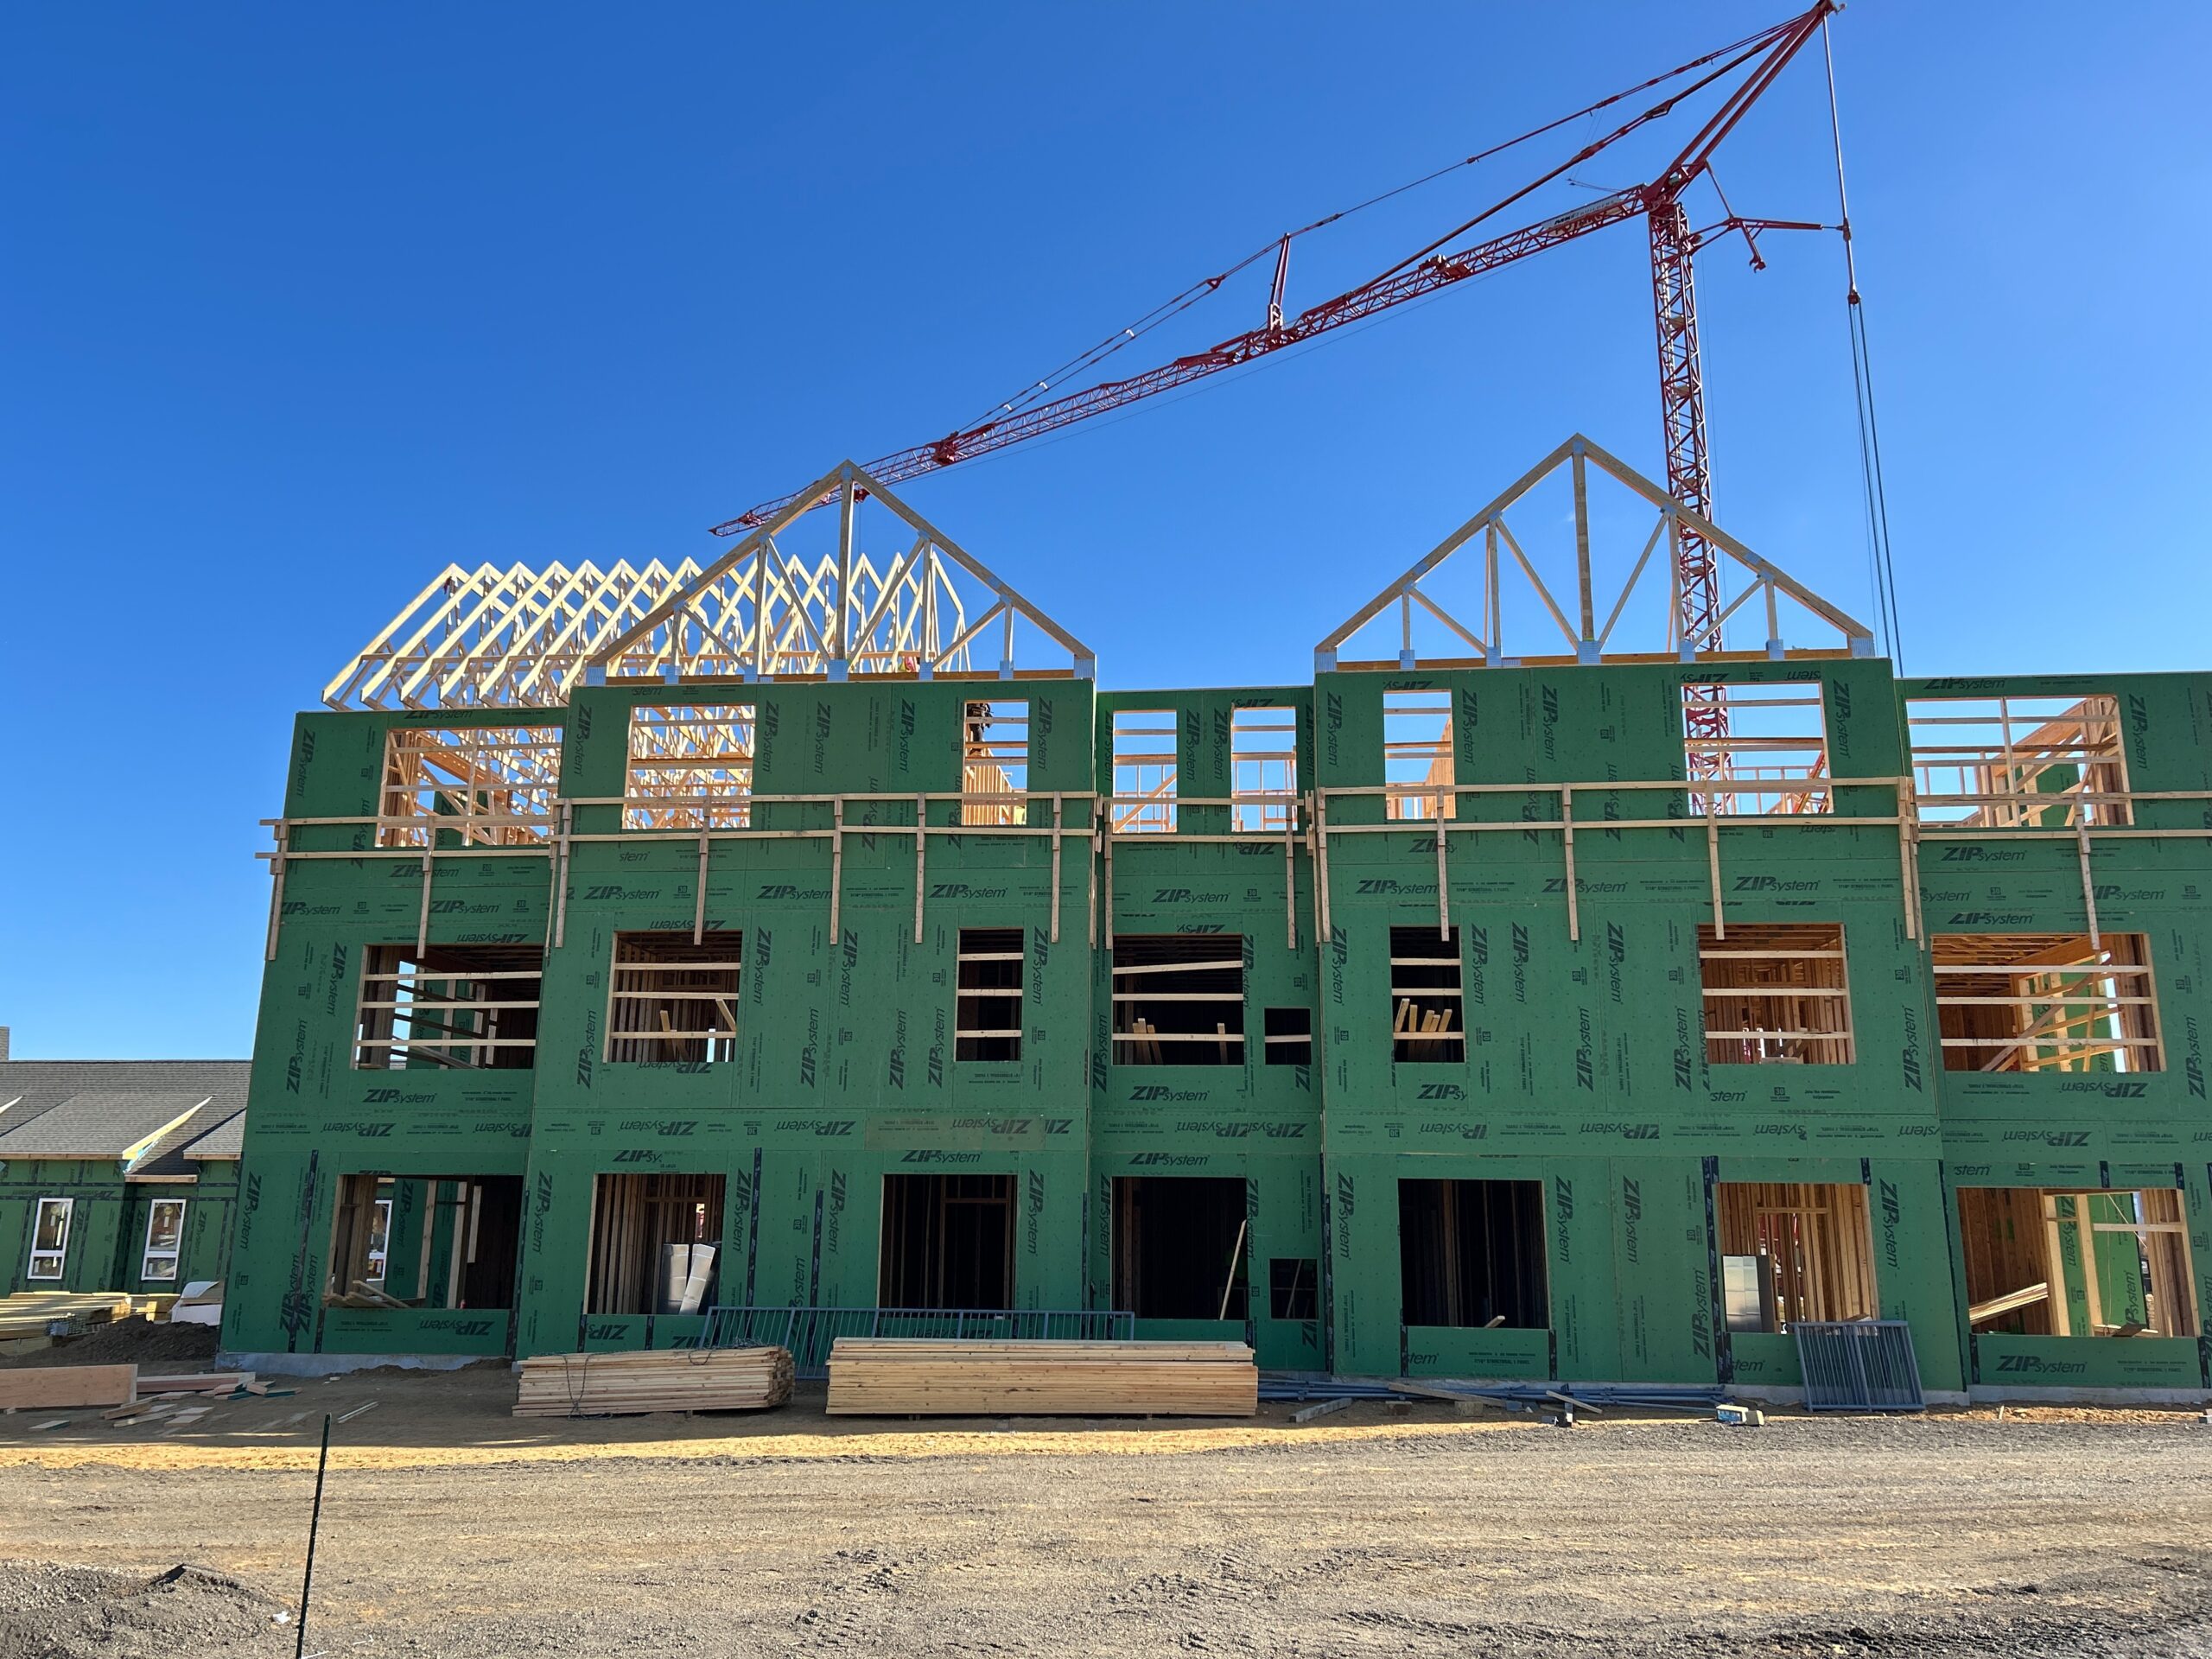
[218,437,2212,1402]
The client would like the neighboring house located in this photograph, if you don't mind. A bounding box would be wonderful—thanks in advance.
[0,1057,249,1294]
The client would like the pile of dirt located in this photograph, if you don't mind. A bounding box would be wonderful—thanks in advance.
[2,1319,220,1370]
[0,1561,291,1658]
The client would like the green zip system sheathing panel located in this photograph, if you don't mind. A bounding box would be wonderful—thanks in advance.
[222,661,2212,1398]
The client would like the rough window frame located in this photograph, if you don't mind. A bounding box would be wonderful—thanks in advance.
[624,703,755,830]
[956,927,1026,1063]
[1696,922,1854,1065]
[1112,934,1245,1065]
[1907,693,2129,829]
[1932,932,2161,1074]
[355,944,544,1071]
[1382,690,1455,822]
[377,724,563,849]
[606,931,743,1065]
[1230,705,1298,833]
[1111,709,1178,834]
[961,700,1030,827]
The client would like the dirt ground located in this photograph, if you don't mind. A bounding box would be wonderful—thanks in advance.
[3,1363,2211,1657]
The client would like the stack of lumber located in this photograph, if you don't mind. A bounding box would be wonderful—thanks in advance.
[0,1291,137,1338]
[0,1364,138,1411]
[825,1339,1258,1417]
[512,1347,793,1418]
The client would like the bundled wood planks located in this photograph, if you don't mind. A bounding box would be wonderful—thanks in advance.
[0,1364,137,1411]
[0,1292,138,1338]
[512,1346,793,1417]
[825,1338,1258,1417]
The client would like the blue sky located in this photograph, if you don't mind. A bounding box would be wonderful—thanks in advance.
[3,3,2208,1058]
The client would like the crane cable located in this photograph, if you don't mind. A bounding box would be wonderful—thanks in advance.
[968,12,1809,433]
[1824,14,1904,669]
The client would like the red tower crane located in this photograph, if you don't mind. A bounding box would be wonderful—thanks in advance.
[711,1,1845,696]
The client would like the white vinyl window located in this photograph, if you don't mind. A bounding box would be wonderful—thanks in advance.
[141,1199,188,1282]
[29,1198,73,1280]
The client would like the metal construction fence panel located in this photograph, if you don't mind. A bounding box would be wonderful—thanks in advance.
[1792,1319,1924,1412]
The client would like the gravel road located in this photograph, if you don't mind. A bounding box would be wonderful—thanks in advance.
[3,1368,2209,1656]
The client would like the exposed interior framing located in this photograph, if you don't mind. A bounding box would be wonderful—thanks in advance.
[327,1173,522,1311]
[1932,932,2160,1073]
[1908,694,2129,828]
[1681,682,1830,816]
[355,944,544,1071]
[1389,926,1465,1063]
[955,927,1025,1063]
[1398,1179,1548,1329]
[1697,922,1853,1065]
[1111,709,1178,834]
[1230,705,1298,832]
[606,931,742,1065]
[880,1173,1014,1310]
[1382,690,1455,821]
[1959,1185,2198,1338]
[377,725,562,848]
[960,699,1030,827]
[586,1173,724,1316]
[624,703,754,830]
[1112,1176,1250,1321]
[1717,1181,1875,1332]
[1111,934,1245,1065]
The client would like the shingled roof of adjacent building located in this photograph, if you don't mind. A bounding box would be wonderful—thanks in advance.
[0,1060,250,1174]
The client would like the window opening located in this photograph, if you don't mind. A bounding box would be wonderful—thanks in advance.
[1112,934,1245,1065]
[378,725,561,848]
[1697,922,1853,1065]
[1398,1179,1548,1328]
[1907,694,2128,828]
[29,1198,72,1280]
[956,927,1025,1062]
[1716,1182,1874,1332]
[1681,683,1829,816]
[1111,709,1178,833]
[607,931,742,1064]
[880,1173,1014,1309]
[1263,1006,1313,1066]
[625,704,754,830]
[327,1173,522,1310]
[1269,1258,1319,1320]
[1932,932,2160,1073]
[1389,926,1465,1063]
[1382,690,1455,821]
[1231,706,1298,832]
[961,700,1029,827]
[140,1198,188,1283]
[1958,1186,2198,1338]
[587,1173,726,1315]
[355,944,543,1071]
[1112,1177,1249,1320]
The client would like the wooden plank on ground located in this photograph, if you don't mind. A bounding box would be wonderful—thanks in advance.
[0,1365,137,1411]
[825,1339,1256,1418]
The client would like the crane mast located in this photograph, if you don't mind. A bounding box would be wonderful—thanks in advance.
[711,3,1841,667]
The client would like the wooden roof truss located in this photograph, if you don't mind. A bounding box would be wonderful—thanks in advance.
[1315,434,1876,671]
[326,460,1092,710]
